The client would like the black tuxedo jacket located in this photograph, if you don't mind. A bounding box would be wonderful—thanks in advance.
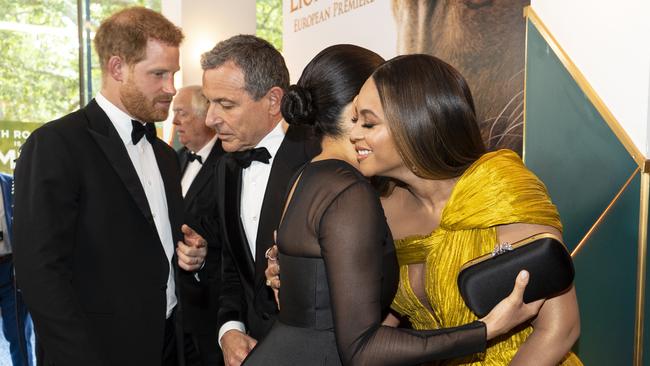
[211,125,320,339]
[177,142,224,335]
[13,100,185,366]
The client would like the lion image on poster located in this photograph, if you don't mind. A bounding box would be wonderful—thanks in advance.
[393,0,529,154]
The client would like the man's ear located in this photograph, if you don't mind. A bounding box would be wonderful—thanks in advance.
[107,56,126,82]
[266,86,284,116]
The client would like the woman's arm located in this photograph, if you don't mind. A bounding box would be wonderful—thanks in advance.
[382,312,400,327]
[496,223,581,365]
[320,182,545,365]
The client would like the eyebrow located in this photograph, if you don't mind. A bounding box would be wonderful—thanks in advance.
[358,109,379,118]
[211,98,237,104]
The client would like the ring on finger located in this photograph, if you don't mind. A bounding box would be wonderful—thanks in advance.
[264,247,278,261]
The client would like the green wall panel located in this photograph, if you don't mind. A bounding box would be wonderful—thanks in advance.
[572,173,639,365]
[524,20,638,252]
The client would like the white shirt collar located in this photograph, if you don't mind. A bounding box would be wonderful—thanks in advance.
[193,135,218,161]
[95,92,141,146]
[255,120,285,160]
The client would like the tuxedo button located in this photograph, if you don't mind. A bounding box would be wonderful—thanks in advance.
[261,312,271,320]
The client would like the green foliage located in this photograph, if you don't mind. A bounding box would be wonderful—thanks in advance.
[0,0,161,125]
[0,0,160,174]
[257,0,283,51]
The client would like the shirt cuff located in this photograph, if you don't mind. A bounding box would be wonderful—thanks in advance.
[218,321,247,348]
[193,261,206,282]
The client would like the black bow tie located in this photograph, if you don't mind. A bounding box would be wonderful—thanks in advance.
[230,147,271,169]
[131,120,157,145]
[187,151,203,164]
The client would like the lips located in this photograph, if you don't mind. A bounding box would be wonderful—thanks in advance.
[217,133,233,141]
[355,146,372,161]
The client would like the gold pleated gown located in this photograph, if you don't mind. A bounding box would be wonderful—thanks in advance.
[391,150,582,365]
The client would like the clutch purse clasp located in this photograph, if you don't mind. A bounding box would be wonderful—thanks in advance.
[492,242,513,256]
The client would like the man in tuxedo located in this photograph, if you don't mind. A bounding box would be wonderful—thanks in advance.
[12,7,207,366]
[199,35,320,366]
[173,86,225,366]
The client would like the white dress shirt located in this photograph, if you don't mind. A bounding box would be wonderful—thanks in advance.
[240,122,285,258]
[181,135,218,197]
[96,92,177,319]
[218,121,285,346]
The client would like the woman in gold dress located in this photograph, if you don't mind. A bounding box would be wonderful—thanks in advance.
[349,54,582,365]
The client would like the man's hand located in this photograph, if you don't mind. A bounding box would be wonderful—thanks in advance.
[177,224,207,271]
[221,330,257,366]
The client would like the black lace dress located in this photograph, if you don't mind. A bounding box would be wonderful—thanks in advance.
[243,160,486,366]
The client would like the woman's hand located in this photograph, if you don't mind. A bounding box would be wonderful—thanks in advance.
[265,241,281,309]
[480,270,545,340]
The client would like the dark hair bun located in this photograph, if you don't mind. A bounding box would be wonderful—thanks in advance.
[281,85,316,126]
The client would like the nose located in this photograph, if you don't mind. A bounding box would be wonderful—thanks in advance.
[205,103,221,128]
[172,113,180,126]
[163,75,176,96]
[349,123,362,143]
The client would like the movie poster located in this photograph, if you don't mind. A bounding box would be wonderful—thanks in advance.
[283,0,530,153]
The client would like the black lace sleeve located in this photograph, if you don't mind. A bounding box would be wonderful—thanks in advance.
[319,181,487,366]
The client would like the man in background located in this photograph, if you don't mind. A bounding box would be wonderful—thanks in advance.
[13,7,206,366]
[0,172,33,366]
[173,85,224,366]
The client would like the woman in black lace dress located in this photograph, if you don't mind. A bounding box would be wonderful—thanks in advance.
[244,45,542,366]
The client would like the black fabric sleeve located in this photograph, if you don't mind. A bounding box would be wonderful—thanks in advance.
[13,127,107,365]
[217,240,246,327]
[319,182,487,366]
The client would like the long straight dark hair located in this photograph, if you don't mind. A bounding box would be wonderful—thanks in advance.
[372,54,486,179]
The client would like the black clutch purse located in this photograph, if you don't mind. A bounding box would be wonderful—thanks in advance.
[457,232,574,317]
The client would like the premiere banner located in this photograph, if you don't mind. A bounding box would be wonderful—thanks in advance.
[0,121,42,174]
[282,0,397,82]
[283,0,530,154]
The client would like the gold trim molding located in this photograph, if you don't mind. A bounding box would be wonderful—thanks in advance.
[524,7,646,169]
[635,172,649,365]
[571,167,640,257]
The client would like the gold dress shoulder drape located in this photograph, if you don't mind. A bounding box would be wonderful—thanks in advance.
[391,150,582,365]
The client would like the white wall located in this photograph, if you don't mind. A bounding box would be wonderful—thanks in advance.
[161,0,256,140]
[282,0,397,83]
[531,0,650,157]
[178,0,257,86]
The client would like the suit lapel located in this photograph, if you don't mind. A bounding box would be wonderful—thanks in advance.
[183,142,225,206]
[178,147,190,175]
[222,157,256,283]
[253,126,320,274]
[85,100,155,224]
[152,140,184,243]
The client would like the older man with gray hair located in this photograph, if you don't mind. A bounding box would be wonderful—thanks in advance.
[173,85,225,366]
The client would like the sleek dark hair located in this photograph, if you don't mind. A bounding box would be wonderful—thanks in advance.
[281,44,384,137]
[372,54,486,179]
[200,35,289,100]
